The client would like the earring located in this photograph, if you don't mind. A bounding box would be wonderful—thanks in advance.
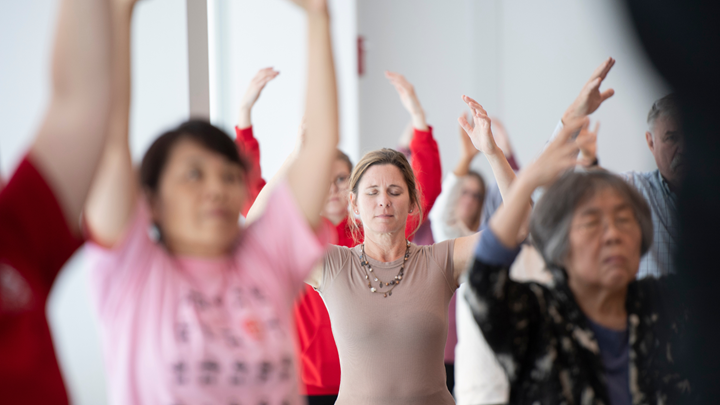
[409,209,413,213]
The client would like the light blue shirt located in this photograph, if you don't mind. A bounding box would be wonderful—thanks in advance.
[621,169,678,278]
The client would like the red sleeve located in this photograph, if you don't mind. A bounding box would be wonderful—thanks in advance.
[0,156,83,292]
[405,126,442,240]
[235,126,267,216]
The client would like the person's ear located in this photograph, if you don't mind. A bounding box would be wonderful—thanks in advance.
[645,131,655,153]
[349,193,359,215]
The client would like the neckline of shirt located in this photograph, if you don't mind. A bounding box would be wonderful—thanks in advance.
[353,243,418,269]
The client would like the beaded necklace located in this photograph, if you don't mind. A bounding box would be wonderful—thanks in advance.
[359,240,410,298]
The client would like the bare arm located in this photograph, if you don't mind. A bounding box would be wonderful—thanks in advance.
[284,0,339,229]
[458,96,517,202]
[237,67,280,129]
[29,0,114,233]
[245,118,304,224]
[452,96,531,280]
[84,0,139,247]
[385,71,428,131]
[490,119,586,248]
[454,112,479,177]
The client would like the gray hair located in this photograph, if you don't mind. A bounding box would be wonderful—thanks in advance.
[529,171,653,272]
[647,93,680,131]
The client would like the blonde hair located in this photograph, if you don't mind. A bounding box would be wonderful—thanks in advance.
[347,148,423,243]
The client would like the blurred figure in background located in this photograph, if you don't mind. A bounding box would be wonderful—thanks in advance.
[0,0,114,402]
[623,0,720,397]
[428,112,486,397]
[83,0,340,403]
[444,116,549,405]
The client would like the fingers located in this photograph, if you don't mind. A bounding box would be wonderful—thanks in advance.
[599,57,616,80]
[589,57,615,81]
[458,116,473,135]
[461,95,488,117]
[385,71,410,88]
[251,68,280,90]
[600,88,615,102]
[592,121,601,135]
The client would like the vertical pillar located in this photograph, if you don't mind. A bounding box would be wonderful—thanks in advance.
[186,0,210,118]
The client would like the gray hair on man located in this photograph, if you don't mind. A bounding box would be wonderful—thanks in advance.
[529,170,654,273]
[647,93,680,132]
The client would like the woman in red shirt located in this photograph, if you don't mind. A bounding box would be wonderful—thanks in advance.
[0,0,114,402]
[235,69,442,405]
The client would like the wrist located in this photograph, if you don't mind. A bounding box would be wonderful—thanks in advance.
[483,144,501,157]
[237,109,251,129]
[411,112,428,131]
[562,107,583,125]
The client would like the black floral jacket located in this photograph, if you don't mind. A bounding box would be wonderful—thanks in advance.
[466,255,694,405]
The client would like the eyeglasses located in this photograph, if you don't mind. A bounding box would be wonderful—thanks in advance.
[333,174,349,187]
[461,190,484,201]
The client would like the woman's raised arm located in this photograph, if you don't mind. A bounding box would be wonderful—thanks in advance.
[29,0,114,232]
[284,0,339,229]
[451,97,532,281]
[235,68,280,216]
[84,0,141,247]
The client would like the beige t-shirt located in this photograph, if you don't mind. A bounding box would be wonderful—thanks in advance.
[318,240,457,405]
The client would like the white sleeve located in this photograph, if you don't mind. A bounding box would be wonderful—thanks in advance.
[550,119,564,141]
[429,173,464,242]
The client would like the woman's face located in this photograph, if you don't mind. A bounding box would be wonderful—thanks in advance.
[351,164,413,236]
[565,187,642,291]
[322,158,351,220]
[457,176,485,228]
[150,139,247,256]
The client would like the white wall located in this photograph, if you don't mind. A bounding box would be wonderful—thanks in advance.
[357,0,475,163]
[1,1,190,404]
[357,0,668,183]
[208,0,359,176]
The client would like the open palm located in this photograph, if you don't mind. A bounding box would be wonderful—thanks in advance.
[458,95,499,156]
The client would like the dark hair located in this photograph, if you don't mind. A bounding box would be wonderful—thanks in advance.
[336,149,353,173]
[140,120,248,194]
[530,170,653,272]
[348,148,422,243]
[647,93,681,130]
[465,170,486,231]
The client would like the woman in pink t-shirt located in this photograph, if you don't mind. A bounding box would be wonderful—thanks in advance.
[83,0,339,404]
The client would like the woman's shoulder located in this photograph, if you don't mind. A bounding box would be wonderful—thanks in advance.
[324,244,359,268]
[416,239,455,255]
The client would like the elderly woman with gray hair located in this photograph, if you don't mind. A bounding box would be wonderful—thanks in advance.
[466,119,693,405]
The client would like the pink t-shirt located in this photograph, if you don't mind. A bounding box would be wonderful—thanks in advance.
[87,181,332,405]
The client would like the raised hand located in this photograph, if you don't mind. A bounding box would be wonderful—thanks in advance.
[562,57,616,123]
[521,117,587,188]
[237,67,280,128]
[490,117,514,158]
[459,112,480,160]
[458,95,500,156]
[576,120,599,165]
[385,71,428,130]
